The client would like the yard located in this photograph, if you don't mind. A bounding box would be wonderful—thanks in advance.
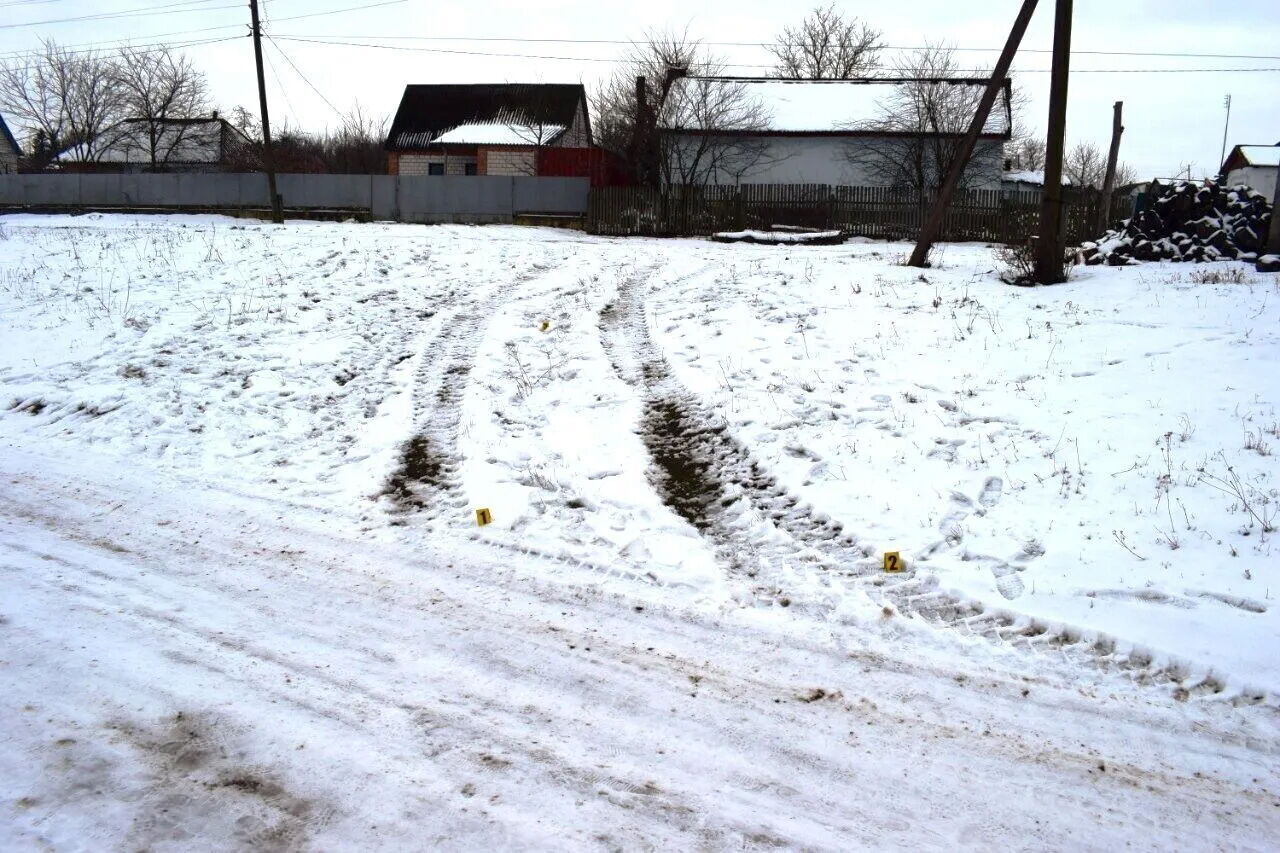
[1,215,1278,848]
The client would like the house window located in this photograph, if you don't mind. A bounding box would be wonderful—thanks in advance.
[427,162,444,176]
[464,162,478,176]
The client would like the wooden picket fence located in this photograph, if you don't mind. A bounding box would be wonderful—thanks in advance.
[587,184,1130,245]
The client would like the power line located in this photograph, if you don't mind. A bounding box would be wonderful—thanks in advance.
[266,34,342,119]
[0,34,243,76]
[261,32,1280,63]
[272,36,1280,74]
[0,0,238,31]
[0,0,406,60]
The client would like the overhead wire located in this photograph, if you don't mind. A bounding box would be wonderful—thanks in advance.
[266,34,342,119]
[0,0,239,31]
[270,36,1280,74]
[271,33,1280,63]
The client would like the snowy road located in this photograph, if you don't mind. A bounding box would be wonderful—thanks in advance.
[3,443,1278,849]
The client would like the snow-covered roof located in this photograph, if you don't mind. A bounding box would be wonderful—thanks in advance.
[431,122,565,146]
[1236,145,1280,167]
[55,118,242,164]
[1004,170,1044,184]
[661,77,1011,136]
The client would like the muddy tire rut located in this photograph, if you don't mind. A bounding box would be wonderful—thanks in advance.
[600,269,1247,704]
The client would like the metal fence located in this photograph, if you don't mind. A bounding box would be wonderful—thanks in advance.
[588,184,1132,245]
[0,173,590,223]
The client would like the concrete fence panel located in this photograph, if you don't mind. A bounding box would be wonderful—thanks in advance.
[237,173,271,207]
[397,175,513,223]
[0,172,591,221]
[78,174,121,206]
[513,176,590,214]
[278,173,372,209]
[370,176,398,220]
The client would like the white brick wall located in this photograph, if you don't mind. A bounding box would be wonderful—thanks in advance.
[399,153,477,176]
[398,154,441,176]
[484,148,536,176]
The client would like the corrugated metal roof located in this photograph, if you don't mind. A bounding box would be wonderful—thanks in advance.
[386,83,586,150]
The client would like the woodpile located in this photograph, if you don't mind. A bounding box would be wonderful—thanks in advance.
[1080,180,1272,266]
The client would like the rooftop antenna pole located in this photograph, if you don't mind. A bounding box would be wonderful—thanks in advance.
[1218,94,1232,171]
[907,0,1039,268]
[249,0,283,224]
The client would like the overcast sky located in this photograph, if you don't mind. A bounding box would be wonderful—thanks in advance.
[2,0,1277,179]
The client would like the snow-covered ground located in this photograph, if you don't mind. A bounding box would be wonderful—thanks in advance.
[2,214,1278,848]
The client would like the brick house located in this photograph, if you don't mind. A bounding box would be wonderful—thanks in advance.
[384,83,591,177]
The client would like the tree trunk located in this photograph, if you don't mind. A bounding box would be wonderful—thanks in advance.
[1095,101,1123,236]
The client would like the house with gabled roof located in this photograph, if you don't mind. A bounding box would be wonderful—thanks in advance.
[56,114,250,173]
[657,76,1011,189]
[1221,143,1279,200]
[0,112,21,173]
[384,83,592,177]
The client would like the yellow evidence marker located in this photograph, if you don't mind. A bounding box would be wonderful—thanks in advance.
[883,551,903,573]
[475,507,493,527]
[540,320,551,332]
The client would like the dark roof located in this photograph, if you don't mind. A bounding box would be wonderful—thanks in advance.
[386,83,587,149]
[0,112,21,157]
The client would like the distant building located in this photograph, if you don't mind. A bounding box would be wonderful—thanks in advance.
[657,77,1011,188]
[384,83,592,177]
[0,113,21,173]
[57,115,250,173]
[1220,143,1279,199]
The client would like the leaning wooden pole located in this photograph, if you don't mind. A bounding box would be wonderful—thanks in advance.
[907,0,1039,268]
[1033,0,1074,284]
[1095,100,1124,235]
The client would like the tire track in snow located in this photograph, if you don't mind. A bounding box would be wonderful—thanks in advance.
[599,267,1260,704]
[382,256,553,522]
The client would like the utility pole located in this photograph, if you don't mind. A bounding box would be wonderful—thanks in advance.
[907,0,1039,268]
[1219,94,1232,171]
[1095,100,1123,235]
[1033,0,1073,284]
[249,0,283,224]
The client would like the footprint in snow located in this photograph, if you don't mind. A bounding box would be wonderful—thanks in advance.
[978,477,1003,509]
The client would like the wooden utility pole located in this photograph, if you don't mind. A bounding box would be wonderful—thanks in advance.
[1095,100,1124,235]
[907,0,1039,268]
[249,0,283,224]
[1033,0,1073,284]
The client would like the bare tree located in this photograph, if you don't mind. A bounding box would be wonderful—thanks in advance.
[0,38,125,165]
[591,29,703,166]
[845,44,1009,200]
[769,4,882,79]
[113,44,211,169]
[1064,140,1135,188]
[592,29,777,185]
[1007,137,1045,172]
[660,77,779,184]
[324,102,388,174]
